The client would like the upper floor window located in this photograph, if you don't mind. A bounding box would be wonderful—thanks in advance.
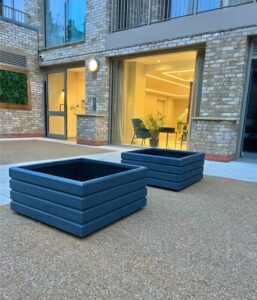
[112,0,254,32]
[45,0,86,48]
[0,0,25,23]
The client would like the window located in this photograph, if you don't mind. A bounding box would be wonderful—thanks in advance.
[0,0,25,23]
[197,0,220,12]
[111,51,198,150]
[45,0,86,47]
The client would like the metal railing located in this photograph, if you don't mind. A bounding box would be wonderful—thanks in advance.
[111,0,254,32]
[0,3,30,25]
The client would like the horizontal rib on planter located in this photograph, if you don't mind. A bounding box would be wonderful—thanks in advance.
[121,148,204,191]
[9,158,148,237]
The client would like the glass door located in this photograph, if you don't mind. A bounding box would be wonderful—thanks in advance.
[46,72,67,139]
[242,59,257,154]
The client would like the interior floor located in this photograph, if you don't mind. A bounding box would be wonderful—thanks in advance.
[131,134,187,150]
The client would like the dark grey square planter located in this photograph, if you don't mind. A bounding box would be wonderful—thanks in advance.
[9,158,147,237]
[121,148,204,191]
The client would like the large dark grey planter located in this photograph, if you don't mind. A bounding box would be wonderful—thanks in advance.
[9,158,147,237]
[121,148,204,191]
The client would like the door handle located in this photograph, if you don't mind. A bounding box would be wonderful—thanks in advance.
[59,104,65,111]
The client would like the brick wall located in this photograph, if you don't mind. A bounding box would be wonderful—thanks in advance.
[0,17,44,137]
[106,26,257,160]
[38,0,111,144]
[1,0,256,161]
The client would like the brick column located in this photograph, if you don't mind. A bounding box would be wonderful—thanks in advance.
[76,55,110,146]
[77,114,108,146]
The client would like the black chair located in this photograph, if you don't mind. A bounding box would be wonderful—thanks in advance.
[131,118,151,145]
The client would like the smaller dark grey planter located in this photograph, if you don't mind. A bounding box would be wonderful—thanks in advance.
[9,158,147,237]
[121,148,204,191]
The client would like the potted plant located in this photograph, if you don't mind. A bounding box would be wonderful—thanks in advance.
[145,112,165,147]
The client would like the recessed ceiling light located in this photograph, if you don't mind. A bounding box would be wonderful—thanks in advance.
[146,74,190,88]
[145,88,189,98]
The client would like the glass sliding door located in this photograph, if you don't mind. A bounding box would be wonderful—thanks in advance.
[47,72,67,138]
[111,51,197,149]
[242,59,257,154]
[111,60,124,145]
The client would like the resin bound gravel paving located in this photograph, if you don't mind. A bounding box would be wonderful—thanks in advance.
[0,140,113,165]
[1,176,257,299]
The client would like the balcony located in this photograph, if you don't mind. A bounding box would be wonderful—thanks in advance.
[111,0,254,32]
[0,3,30,27]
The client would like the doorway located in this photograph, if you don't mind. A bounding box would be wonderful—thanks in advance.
[46,66,86,139]
[242,59,257,158]
[111,50,202,149]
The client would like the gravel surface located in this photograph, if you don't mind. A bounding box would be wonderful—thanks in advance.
[1,176,257,299]
[0,140,113,165]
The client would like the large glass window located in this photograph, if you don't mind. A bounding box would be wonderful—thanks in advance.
[111,51,199,150]
[45,0,86,47]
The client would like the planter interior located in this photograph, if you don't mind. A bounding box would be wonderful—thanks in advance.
[24,160,129,182]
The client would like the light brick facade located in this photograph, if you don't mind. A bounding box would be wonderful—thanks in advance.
[1,0,257,161]
[106,26,257,161]
[0,18,44,137]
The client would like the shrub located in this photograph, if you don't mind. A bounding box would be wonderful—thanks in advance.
[0,69,28,105]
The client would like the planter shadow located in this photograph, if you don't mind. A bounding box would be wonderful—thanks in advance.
[9,158,148,237]
[121,148,204,191]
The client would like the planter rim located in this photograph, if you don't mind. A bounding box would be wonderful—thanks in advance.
[9,158,147,186]
[124,148,204,158]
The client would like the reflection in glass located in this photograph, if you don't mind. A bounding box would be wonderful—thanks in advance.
[197,0,220,12]
[243,60,257,153]
[1,0,25,22]
[66,0,85,43]
[45,0,65,47]
[45,0,85,47]
[171,0,193,18]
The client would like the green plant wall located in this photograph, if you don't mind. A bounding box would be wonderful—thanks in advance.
[0,69,28,105]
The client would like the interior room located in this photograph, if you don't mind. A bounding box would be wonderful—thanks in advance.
[112,51,197,149]
[67,67,86,139]
[47,67,85,139]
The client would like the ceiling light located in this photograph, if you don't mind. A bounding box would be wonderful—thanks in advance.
[165,69,194,74]
[145,88,189,98]
[146,74,190,89]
